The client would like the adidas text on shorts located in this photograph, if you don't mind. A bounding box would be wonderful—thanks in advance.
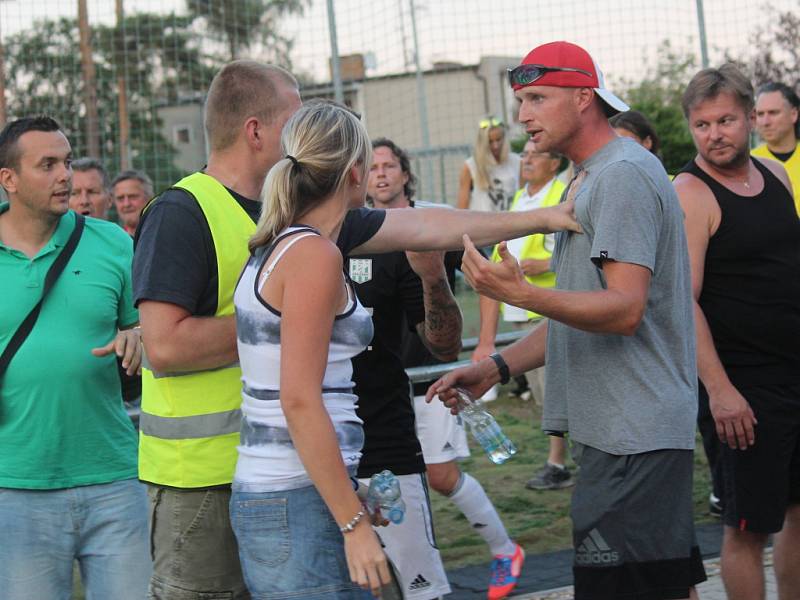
[570,444,707,599]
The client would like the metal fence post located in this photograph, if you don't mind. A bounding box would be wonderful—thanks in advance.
[409,0,434,200]
[695,0,710,69]
[326,0,344,104]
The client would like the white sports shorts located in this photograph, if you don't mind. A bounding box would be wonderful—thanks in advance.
[413,394,470,464]
[359,473,451,600]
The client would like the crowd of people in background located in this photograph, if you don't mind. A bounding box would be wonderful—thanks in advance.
[0,35,798,600]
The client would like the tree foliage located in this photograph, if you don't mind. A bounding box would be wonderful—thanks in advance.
[733,2,800,92]
[186,0,308,62]
[3,13,217,190]
[618,41,698,174]
[3,3,308,192]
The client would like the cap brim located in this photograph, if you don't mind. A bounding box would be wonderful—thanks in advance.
[595,88,629,117]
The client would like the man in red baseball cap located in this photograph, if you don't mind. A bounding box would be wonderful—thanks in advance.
[427,41,706,600]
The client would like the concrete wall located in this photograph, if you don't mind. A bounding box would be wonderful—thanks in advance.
[157,103,206,174]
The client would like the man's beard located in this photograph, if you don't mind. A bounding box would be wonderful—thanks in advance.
[702,142,750,170]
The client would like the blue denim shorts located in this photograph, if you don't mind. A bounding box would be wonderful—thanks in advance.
[230,484,363,599]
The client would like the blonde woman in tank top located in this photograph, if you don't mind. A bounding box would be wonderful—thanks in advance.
[230,100,390,599]
[457,116,521,212]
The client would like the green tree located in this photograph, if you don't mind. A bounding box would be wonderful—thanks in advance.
[3,13,217,191]
[187,0,308,62]
[734,2,800,91]
[618,41,697,174]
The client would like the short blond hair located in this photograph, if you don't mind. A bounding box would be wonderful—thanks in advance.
[204,61,297,152]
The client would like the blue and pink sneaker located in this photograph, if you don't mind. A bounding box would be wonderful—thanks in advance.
[488,543,525,599]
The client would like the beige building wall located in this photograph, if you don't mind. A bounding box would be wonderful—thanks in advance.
[360,57,519,203]
[157,102,206,174]
[157,56,520,203]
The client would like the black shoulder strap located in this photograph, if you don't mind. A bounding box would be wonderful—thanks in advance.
[0,214,85,380]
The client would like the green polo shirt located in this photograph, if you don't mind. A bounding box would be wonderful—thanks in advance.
[0,204,139,489]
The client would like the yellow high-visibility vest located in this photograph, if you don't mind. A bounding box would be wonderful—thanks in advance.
[138,172,256,488]
[492,179,565,320]
[752,142,800,216]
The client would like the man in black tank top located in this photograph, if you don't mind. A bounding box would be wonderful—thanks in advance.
[675,64,800,600]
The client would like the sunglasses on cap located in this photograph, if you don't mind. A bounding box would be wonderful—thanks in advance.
[479,117,504,129]
[507,64,592,88]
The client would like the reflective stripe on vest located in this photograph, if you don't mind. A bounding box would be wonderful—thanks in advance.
[140,408,242,440]
[138,172,256,488]
[492,178,566,319]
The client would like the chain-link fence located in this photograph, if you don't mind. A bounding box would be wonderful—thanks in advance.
[1,0,798,198]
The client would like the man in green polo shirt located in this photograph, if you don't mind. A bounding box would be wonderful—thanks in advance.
[0,116,150,598]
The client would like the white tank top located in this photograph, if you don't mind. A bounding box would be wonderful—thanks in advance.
[233,226,374,491]
[466,153,521,212]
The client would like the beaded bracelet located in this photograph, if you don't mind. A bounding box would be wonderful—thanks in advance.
[339,508,366,534]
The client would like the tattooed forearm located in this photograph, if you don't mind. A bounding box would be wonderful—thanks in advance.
[416,277,463,361]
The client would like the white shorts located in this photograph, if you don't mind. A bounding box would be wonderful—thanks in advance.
[413,394,470,464]
[359,473,451,600]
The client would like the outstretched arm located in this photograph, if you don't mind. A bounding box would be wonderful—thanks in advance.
[350,201,580,255]
[426,321,548,412]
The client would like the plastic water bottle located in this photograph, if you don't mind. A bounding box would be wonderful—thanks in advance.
[455,388,517,464]
[366,470,406,524]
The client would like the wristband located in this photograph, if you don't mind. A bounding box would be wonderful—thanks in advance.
[339,508,366,534]
[489,352,510,385]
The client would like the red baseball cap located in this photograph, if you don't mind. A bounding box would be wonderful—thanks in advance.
[512,41,629,117]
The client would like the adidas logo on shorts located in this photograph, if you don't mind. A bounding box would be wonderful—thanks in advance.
[409,574,431,591]
[574,529,620,566]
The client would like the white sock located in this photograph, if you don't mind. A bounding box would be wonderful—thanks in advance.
[447,473,515,556]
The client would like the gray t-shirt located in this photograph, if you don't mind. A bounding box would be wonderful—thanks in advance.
[543,137,697,455]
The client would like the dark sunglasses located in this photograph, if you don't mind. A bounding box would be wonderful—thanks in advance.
[507,64,593,88]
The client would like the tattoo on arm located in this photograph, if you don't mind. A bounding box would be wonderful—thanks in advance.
[417,278,463,360]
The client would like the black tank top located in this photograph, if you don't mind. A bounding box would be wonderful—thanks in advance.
[680,157,800,386]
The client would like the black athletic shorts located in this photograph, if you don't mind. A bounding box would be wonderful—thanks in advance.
[721,383,800,533]
[570,444,707,600]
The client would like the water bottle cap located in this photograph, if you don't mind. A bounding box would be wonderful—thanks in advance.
[388,508,404,524]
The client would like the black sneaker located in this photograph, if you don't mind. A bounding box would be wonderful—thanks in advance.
[526,462,575,490]
[709,493,723,518]
[510,376,532,402]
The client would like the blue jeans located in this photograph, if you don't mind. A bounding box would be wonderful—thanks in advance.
[230,485,363,599]
[0,478,151,600]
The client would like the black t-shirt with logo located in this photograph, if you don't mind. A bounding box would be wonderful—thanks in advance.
[349,246,465,477]
[348,250,427,478]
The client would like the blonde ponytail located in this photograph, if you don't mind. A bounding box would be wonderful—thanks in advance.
[250,100,371,253]
[249,157,297,252]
